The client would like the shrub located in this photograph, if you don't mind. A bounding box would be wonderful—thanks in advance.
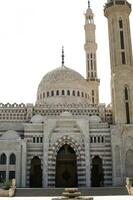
[3,180,12,190]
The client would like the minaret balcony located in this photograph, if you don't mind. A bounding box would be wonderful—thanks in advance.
[104,1,131,10]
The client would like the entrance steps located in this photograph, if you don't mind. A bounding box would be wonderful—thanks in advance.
[15,187,128,197]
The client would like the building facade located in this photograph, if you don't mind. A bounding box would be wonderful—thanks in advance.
[0,0,133,188]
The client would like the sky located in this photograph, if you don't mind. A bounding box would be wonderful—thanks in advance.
[0,0,132,105]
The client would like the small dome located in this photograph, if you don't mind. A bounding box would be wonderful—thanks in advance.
[89,116,101,123]
[36,66,91,105]
[31,114,44,123]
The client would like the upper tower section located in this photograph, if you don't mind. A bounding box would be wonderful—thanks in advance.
[104,0,133,73]
[84,1,100,104]
[104,0,133,124]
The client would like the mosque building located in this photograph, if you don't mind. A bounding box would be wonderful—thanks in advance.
[0,0,133,188]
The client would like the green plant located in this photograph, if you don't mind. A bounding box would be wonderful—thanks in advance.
[3,180,12,190]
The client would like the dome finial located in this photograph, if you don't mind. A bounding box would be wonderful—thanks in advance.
[88,0,90,8]
[62,46,64,66]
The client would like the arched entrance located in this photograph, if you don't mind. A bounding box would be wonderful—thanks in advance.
[91,156,104,187]
[55,144,77,187]
[30,156,42,188]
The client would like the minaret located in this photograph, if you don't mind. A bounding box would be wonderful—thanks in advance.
[104,0,133,123]
[61,46,65,66]
[84,1,100,104]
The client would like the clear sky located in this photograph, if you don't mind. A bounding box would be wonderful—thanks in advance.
[0,0,132,104]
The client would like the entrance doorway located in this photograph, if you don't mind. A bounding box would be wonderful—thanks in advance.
[91,156,104,187]
[30,156,42,187]
[55,144,77,187]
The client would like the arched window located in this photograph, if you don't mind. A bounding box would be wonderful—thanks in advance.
[94,137,96,143]
[62,90,65,95]
[67,90,70,96]
[51,91,54,96]
[77,91,80,97]
[124,86,130,124]
[85,93,87,98]
[47,91,49,97]
[0,153,7,165]
[125,87,129,100]
[72,91,75,96]
[43,92,45,98]
[56,90,59,96]
[9,154,16,165]
[82,92,84,97]
[119,19,123,29]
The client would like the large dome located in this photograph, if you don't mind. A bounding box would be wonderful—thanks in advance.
[41,65,85,82]
[36,65,91,105]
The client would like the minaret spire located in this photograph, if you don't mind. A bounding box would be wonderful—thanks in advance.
[84,1,100,104]
[88,0,90,8]
[61,46,64,66]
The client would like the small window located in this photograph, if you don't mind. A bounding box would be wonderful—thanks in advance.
[121,52,126,64]
[9,171,15,180]
[120,31,125,49]
[101,136,104,143]
[82,92,84,97]
[119,19,123,29]
[77,91,80,97]
[56,90,59,96]
[33,137,36,143]
[91,60,93,69]
[92,97,95,104]
[40,137,43,143]
[43,92,45,98]
[0,153,7,165]
[51,90,54,96]
[9,154,16,165]
[88,61,90,70]
[37,137,39,143]
[47,91,49,97]
[67,90,70,96]
[125,87,129,100]
[72,91,75,96]
[85,93,87,98]
[94,137,96,143]
[125,102,130,124]
[62,90,65,95]
[98,137,100,143]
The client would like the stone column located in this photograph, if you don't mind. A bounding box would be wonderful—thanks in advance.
[43,119,56,187]
[6,152,9,181]
[78,119,91,187]
[16,143,22,187]
[21,140,27,187]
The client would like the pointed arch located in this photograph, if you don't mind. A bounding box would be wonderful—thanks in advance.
[9,153,16,165]
[0,153,7,165]
[47,136,86,187]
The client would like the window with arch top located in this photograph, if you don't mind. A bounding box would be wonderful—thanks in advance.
[9,153,16,165]
[124,86,130,124]
[0,153,7,165]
